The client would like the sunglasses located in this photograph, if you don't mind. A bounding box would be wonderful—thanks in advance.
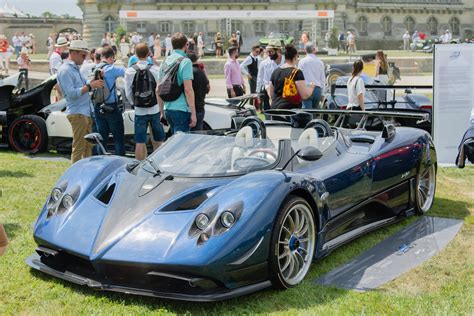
[267,50,276,55]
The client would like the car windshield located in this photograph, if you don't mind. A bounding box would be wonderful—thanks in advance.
[139,133,280,177]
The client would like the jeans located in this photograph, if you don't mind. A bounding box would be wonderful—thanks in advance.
[192,111,205,131]
[15,46,21,58]
[134,113,165,143]
[94,104,125,156]
[302,86,322,109]
[165,110,191,135]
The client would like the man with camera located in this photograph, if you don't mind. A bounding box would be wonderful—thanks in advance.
[57,40,103,163]
[92,46,126,156]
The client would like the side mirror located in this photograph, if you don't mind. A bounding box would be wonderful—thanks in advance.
[297,146,323,161]
[84,133,108,155]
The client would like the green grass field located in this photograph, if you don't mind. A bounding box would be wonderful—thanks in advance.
[0,152,472,315]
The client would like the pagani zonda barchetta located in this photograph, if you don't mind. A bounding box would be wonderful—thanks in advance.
[27,116,436,301]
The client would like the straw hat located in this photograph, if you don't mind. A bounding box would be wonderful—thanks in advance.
[266,39,281,50]
[69,39,90,52]
[55,37,69,47]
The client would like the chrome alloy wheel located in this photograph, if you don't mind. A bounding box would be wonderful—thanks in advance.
[277,203,316,286]
[417,163,436,213]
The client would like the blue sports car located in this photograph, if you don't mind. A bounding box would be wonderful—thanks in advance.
[26,117,437,301]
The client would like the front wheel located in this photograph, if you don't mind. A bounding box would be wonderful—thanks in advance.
[415,163,436,214]
[8,115,48,154]
[269,196,316,289]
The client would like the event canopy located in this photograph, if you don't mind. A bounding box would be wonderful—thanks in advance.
[119,10,334,41]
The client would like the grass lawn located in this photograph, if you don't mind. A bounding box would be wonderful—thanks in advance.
[0,151,472,315]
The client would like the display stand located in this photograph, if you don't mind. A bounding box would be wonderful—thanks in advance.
[433,44,474,164]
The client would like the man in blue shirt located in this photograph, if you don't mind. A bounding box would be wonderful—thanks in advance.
[93,46,126,156]
[57,40,103,163]
[156,32,196,134]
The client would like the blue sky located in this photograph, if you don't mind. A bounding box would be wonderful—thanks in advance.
[11,0,82,18]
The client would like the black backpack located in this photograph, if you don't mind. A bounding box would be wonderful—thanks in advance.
[131,64,158,108]
[158,57,185,102]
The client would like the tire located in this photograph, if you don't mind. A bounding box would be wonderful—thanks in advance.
[415,163,436,215]
[269,196,316,289]
[327,70,343,86]
[8,115,48,154]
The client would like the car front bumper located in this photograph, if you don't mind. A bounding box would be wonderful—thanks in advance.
[26,253,271,302]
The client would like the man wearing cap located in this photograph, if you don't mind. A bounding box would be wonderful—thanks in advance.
[49,37,69,75]
[257,39,285,111]
[57,40,104,163]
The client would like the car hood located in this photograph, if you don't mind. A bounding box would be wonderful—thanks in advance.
[34,167,232,260]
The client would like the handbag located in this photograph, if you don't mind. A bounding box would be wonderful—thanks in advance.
[282,68,302,105]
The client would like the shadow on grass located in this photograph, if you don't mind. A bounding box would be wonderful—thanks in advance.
[429,197,471,220]
[0,170,33,178]
[3,223,21,239]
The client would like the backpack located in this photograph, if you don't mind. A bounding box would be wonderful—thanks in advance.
[131,64,158,108]
[158,57,185,102]
[91,64,114,106]
[282,68,301,105]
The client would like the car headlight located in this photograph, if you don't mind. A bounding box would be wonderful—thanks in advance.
[220,211,235,228]
[51,188,63,203]
[62,194,75,209]
[195,213,210,230]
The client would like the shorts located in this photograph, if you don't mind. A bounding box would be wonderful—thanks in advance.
[134,113,165,144]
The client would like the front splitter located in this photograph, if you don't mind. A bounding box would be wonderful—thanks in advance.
[26,253,272,302]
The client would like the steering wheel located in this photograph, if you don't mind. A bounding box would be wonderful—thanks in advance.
[233,156,271,171]
[248,148,278,160]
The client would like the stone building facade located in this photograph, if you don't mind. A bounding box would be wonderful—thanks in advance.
[0,17,83,54]
[79,0,473,51]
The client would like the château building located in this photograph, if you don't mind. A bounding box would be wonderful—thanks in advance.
[78,0,473,50]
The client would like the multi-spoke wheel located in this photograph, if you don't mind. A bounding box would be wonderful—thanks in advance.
[269,196,316,289]
[415,163,436,214]
[8,115,48,154]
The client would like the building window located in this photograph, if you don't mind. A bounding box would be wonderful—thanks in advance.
[255,20,266,35]
[319,20,329,36]
[449,17,460,35]
[231,20,242,33]
[137,21,146,33]
[279,20,289,33]
[183,21,195,35]
[104,15,117,33]
[404,16,416,33]
[160,21,171,34]
[357,16,368,36]
[427,17,438,35]
[382,16,392,36]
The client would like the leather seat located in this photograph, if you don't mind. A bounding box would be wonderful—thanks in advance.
[298,128,319,148]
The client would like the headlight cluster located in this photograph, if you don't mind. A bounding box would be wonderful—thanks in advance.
[191,201,244,244]
[47,184,79,218]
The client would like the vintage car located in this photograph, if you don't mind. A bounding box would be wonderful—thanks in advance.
[323,76,432,133]
[4,74,258,154]
[26,114,437,301]
[259,32,294,48]
[326,53,401,85]
[0,72,56,152]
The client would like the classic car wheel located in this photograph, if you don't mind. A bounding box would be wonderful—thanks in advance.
[327,70,344,86]
[8,115,48,154]
[270,196,316,289]
[415,163,436,214]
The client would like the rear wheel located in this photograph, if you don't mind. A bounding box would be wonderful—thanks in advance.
[269,196,316,289]
[8,115,48,154]
[415,163,436,214]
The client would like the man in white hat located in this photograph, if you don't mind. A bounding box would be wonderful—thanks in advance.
[49,37,69,75]
[256,39,285,111]
[57,40,104,163]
